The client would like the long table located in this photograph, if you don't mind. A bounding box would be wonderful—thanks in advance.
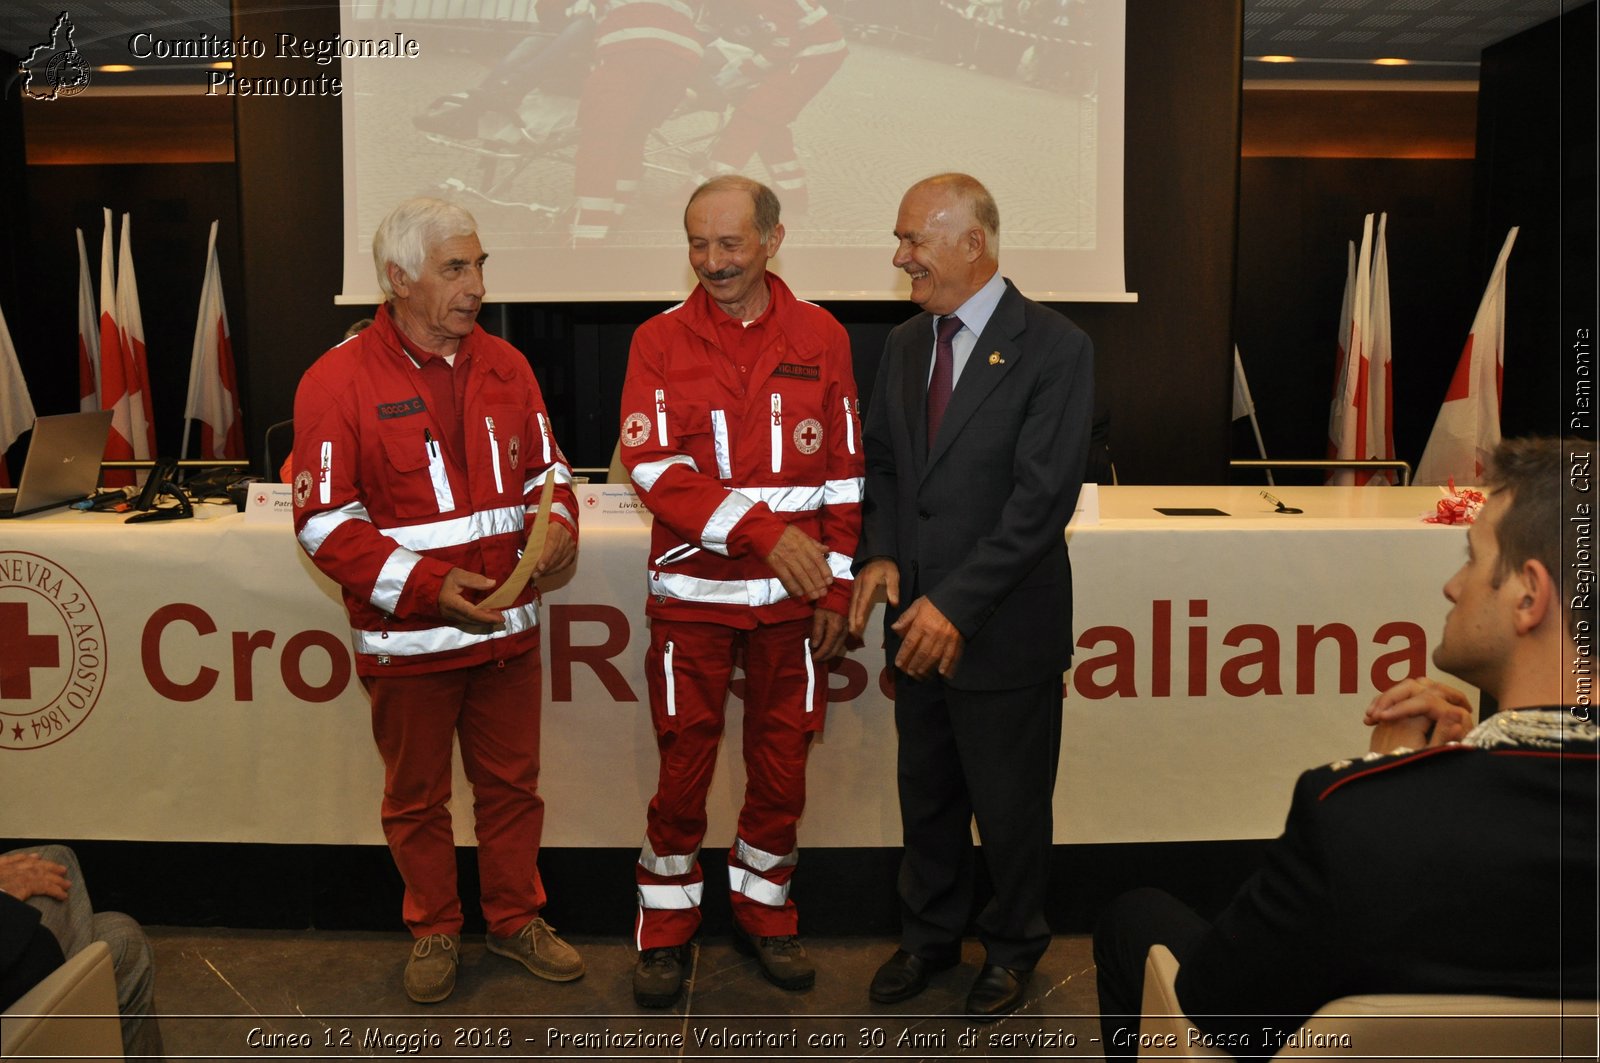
[0,485,1467,847]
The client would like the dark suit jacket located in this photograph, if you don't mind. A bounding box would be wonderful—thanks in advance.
[1,891,64,1011]
[859,279,1094,690]
[1177,727,1600,1057]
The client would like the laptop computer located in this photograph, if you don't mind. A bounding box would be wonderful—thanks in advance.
[0,410,115,518]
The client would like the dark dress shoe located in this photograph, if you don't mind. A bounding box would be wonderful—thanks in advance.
[869,948,957,1003]
[966,964,1029,1020]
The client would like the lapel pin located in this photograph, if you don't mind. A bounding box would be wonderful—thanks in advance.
[988,352,1005,365]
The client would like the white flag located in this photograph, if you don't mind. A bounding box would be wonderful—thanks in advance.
[182,221,244,460]
[1363,213,1395,484]
[98,208,137,487]
[1416,228,1519,486]
[76,228,100,414]
[1,299,38,489]
[1327,216,1374,485]
[116,212,156,461]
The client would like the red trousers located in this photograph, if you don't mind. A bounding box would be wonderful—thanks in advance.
[572,49,699,231]
[364,650,545,938]
[635,617,825,949]
[707,50,847,200]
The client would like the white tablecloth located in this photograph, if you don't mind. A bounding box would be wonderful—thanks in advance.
[0,485,1466,845]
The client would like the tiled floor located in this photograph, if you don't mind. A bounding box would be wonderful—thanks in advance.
[147,928,1104,1060]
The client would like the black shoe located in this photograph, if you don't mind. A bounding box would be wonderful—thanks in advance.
[965,964,1029,1020]
[734,926,816,990]
[869,948,958,1004]
[633,945,687,1008]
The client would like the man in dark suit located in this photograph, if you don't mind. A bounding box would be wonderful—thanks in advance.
[1092,436,1598,1059]
[848,173,1094,1019]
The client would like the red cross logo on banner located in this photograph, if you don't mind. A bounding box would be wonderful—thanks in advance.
[0,602,58,700]
[0,552,107,750]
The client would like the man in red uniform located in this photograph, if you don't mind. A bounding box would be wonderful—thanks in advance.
[618,175,862,1006]
[569,0,705,243]
[292,197,583,1003]
[701,0,848,214]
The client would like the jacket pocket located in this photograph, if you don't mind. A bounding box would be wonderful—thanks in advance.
[377,427,444,519]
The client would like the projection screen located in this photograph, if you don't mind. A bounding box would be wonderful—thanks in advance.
[339,0,1128,303]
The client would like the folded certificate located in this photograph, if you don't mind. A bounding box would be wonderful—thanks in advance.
[479,471,555,610]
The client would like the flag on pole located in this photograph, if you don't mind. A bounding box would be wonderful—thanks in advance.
[0,299,39,490]
[1232,345,1273,487]
[1416,227,1520,486]
[1327,215,1375,485]
[76,228,100,414]
[181,220,244,461]
[98,207,137,487]
[1363,213,1395,484]
[116,212,157,463]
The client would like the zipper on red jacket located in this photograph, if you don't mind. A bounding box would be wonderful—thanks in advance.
[485,416,505,494]
[769,393,783,473]
[655,388,668,446]
[424,428,455,513]
[663,640,677,716]
[536,412,553,464]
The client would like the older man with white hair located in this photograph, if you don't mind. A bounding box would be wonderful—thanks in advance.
[292,197,582,1003]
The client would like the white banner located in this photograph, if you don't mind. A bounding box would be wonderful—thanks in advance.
[0,486,1464,846]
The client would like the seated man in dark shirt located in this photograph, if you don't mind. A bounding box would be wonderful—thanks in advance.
[0,846,164,1060]
[1093,436,1598,1059]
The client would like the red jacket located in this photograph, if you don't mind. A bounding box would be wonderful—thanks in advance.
[594,0,705,63]
[292,308,577,676]
[619,274,861,626]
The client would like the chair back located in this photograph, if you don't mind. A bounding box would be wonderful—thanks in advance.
[1136,944,1598,1062]
[1,940,124,1061]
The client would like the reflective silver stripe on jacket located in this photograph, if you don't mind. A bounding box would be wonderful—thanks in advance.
[597,27,704,54]
[797,38,847,58]
[728,867,789,907]
[351,601,538,657]
[298,500,371,556]
[523,463,575,496]
[647,552,853,606]
[701,491,755,556]
[739,484,823,511]
[823,477,863,505]
[637,882,704,910]
[632,454,696,492]
[711,409,732,479]
[733,837,797,873]
[638,840,699,877]
[371,547,423,615]
[375,503,526,553]
[728,480,861,512]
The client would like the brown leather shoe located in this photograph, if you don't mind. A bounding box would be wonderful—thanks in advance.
[403,933,459,1003]
[487,917,585,982]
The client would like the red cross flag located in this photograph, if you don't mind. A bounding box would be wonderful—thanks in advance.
[1416,227,1519,486]
[181,220,244,461]
[116,212,157,463]
[76,228,99,414]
